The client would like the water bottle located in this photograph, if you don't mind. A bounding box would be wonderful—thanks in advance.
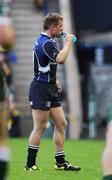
[60,32,77,43]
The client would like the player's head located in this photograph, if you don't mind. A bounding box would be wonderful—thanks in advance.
[43,12,63,37]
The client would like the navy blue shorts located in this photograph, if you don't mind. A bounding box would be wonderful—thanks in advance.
[29,79,61,110]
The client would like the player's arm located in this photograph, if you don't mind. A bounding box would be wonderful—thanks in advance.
[56,34,74,64]
[43,40,60,62]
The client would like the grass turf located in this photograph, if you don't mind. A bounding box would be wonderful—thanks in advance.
[8,138,105,180]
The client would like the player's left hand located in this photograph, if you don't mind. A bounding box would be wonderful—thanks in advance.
[56,79,62,92]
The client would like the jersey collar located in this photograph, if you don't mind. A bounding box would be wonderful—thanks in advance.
[41,32,56,42]
[41,32,51,38]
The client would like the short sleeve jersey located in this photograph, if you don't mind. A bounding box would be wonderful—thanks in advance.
[33,32,60,83]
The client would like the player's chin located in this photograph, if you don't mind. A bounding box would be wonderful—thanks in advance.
[56,33,61,38]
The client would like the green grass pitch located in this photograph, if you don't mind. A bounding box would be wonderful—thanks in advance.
[8,138,105,180]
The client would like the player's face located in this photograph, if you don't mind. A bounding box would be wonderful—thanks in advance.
[52,20,63,37]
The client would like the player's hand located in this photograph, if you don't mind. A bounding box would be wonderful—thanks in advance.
[56,79,62,92]
[66,34,74,42]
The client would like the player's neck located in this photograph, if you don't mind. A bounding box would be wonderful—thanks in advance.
[44,30,53,38]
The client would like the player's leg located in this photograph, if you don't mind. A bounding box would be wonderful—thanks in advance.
[102,122,112,180]
[25,109,49,170]
[0,101,10,180]
[50,106,81,171]
[50,107,66,151]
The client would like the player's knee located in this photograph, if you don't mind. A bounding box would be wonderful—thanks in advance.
[34,124,47,134]
[59,119,67,129]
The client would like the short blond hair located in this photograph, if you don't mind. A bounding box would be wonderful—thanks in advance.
[43,12,63,30]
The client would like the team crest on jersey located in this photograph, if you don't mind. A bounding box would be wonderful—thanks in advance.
[45,101,51,107]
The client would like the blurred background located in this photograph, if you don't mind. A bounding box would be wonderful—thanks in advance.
[1,0,112,140]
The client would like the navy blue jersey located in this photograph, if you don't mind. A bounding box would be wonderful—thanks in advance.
[33,32,60,83]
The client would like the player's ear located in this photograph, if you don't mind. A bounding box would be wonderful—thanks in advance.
[50,25,55,30]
